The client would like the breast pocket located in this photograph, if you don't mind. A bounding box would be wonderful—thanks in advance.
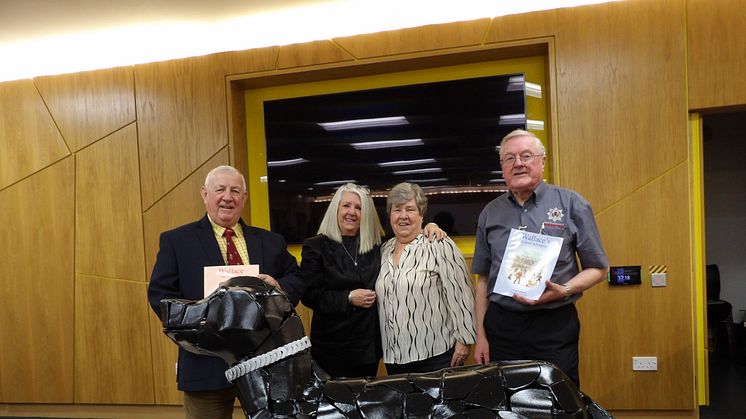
[542,225,575,254]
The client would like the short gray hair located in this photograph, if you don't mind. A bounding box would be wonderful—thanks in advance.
[499,129,546,158]
[204,165,246,191]
[386,182,428,218]
[317,183,383,253]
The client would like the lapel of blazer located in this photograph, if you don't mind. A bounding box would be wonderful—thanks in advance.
[197,215,225,266]
[240,220,264,267]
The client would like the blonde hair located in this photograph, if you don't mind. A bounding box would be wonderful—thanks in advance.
[317,183,384,254]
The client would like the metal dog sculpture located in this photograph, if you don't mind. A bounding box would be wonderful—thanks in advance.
[160,276,613,418]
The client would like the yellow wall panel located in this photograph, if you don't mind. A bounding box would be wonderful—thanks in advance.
[278,40,354,69]
[687,0,746,110]
[74,275,154,404]
[0,158,75,402]
[582,164,694,409]
[76,124,145,281]
[35,66,136,152]
[0,80,69,189]
[333,18,491,59]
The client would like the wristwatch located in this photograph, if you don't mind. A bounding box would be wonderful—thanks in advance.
[562,283,572,300]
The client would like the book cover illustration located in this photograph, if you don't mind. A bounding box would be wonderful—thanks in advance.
[492,228,563,300]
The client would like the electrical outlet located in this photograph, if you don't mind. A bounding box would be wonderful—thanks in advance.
[632,356,657,371]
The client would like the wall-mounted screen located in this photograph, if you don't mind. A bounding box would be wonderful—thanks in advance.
[263,73,529,243]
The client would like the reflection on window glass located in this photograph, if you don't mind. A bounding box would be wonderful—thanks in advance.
[264,74,527,243]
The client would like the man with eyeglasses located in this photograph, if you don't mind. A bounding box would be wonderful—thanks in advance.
[471,129,609,387]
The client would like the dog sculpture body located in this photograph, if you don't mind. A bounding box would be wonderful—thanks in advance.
[160,277,612,418]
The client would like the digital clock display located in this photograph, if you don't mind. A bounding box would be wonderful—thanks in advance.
[608,266,642,285]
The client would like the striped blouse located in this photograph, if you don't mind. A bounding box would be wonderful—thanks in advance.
[375,234,476,364]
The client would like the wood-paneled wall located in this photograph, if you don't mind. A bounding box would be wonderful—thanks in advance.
[0,0,742,416]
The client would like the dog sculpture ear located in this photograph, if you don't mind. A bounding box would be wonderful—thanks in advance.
[221,276,295,333]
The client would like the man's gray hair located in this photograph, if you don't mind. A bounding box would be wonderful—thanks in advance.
[204,165,247,191]
[499,129,546,158]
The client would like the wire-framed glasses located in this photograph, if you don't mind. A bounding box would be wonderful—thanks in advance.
[500,153,544,167]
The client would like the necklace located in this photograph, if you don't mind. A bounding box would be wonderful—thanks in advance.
[341,236,359,266]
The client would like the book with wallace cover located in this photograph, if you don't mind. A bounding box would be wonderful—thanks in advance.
[203,265,259,298]
[492,229,563,300]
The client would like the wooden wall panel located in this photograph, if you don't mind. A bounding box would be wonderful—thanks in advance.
[74,275,154,403]
[0,158,75,402]
[277,40,354,69]
[135,49,277,210]
[214,47,279,77]
[554,0,687,208]
[0,80,69,189]
[485,9,557,42]
[76,124,145,281]
[135,56,229,210]
[333,19,491,59]
[143,150,229,404]
[487,0,689,209]
[35,66,136,152]
[687,0,746,110]
[581,164,694,409]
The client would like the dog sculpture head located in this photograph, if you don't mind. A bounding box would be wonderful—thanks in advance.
[160,276,304,366]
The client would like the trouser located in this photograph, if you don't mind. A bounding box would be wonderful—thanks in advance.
[316,358,380,379]
[385,347,455,375]
[183,387,238,419]
[484,302,581,387]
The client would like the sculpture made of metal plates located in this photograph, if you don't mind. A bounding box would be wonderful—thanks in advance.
[160,276,613,419]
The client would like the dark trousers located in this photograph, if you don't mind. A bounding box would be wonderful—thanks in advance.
[385,347,455,375]
[484,302,581,387]
[183,387,238,419]
[316,358,380,379]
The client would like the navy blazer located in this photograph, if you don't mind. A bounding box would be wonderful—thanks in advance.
[147,214,303,392]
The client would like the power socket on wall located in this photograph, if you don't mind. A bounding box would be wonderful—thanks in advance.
[632,356,658,371]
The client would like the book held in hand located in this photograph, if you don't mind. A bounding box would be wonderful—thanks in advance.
[492,229,563,300]
[204,265,259,297]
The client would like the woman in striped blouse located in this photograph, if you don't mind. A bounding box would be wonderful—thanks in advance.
[375,182,476,375]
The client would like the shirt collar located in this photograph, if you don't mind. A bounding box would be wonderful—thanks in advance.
[206,214,243,238]
[507,181,545,206]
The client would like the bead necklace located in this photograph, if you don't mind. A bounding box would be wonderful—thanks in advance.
[341,236,359,266]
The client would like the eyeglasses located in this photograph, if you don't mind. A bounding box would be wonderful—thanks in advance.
[500,153,544,167]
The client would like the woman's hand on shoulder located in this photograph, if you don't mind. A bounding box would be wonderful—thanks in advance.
[423,222,447,241]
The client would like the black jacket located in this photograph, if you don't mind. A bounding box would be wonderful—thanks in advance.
[300,234,382,367]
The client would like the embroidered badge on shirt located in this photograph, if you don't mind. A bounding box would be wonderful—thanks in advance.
[547,207,564,223]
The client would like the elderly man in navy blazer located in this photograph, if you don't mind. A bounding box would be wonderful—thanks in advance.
[148,164,304,419]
